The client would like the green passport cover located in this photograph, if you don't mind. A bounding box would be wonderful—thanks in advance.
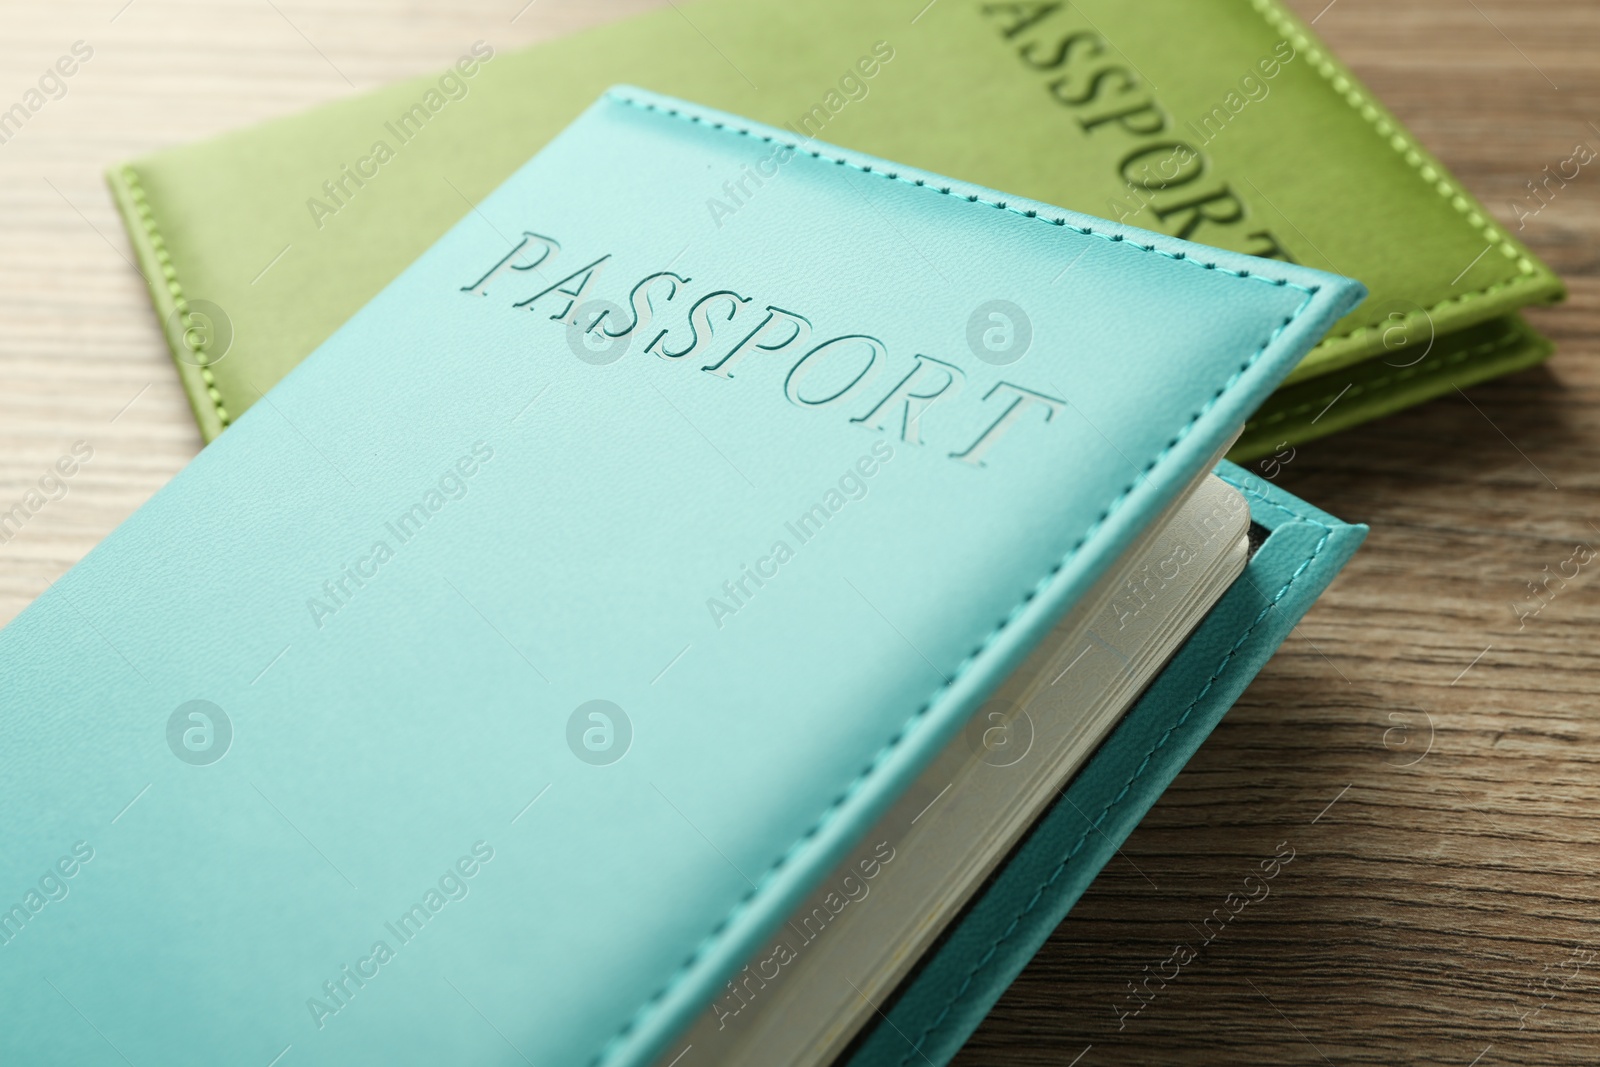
[108,0,1561,457]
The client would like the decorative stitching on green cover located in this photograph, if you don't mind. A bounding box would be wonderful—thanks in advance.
[893,484,1333,1066]
[1249,0,1541,351]
[1243,320,1525,432]
[117,165,231,429]
[608,92,1322,298]
[593,90,1325,1067]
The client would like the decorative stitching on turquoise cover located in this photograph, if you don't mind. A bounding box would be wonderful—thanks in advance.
[593,91,1326,1067]
[893,479,1333,1064]
[607,92,1321,297]
[1216,474,1322,528]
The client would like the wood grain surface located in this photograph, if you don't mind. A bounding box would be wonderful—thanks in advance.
[0,1,1595,1065]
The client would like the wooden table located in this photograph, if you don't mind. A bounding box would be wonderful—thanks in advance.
[1,1,1594,1063]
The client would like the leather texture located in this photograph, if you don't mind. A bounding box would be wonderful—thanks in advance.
[843,460,1368,1067]
[1237,312,1553,458]
[2,90,1359,1067]
[107,0,1561,450]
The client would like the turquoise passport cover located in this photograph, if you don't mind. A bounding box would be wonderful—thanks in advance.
[842,461,1366,1066]
[0,89,1360,1066]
